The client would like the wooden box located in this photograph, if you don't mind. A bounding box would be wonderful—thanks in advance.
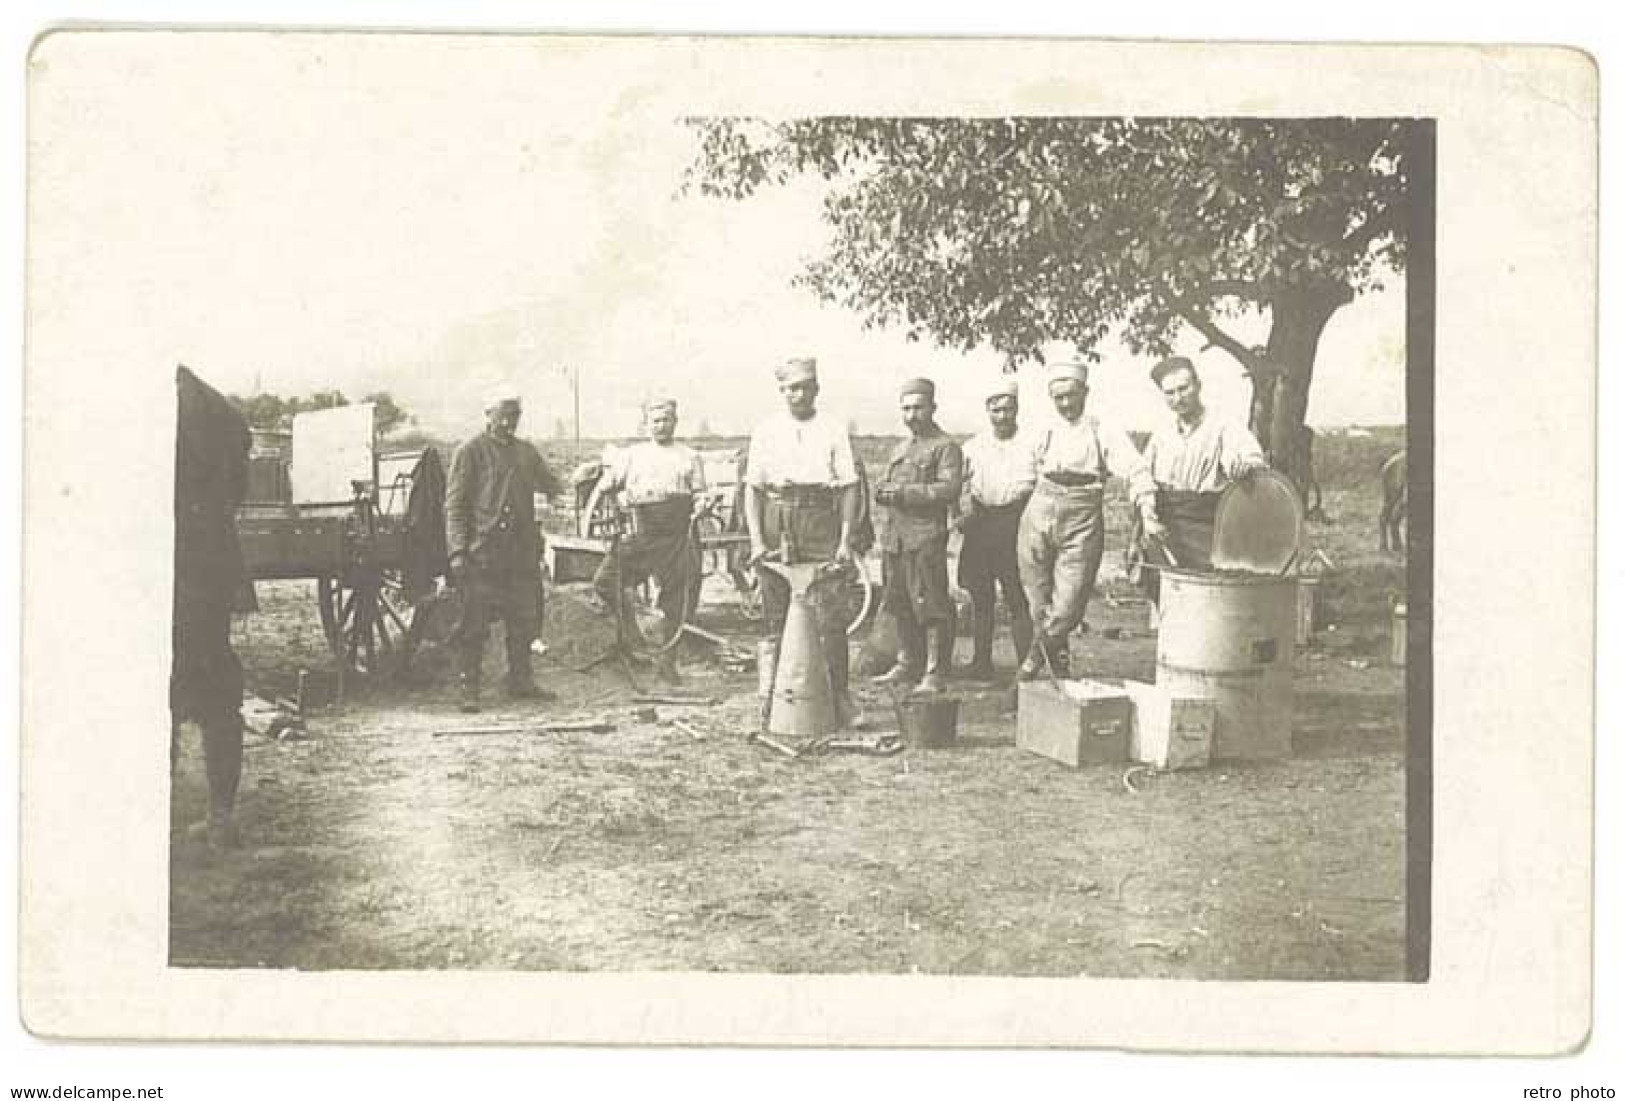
[1016,678,1131,768]
[1122,680,1216,771]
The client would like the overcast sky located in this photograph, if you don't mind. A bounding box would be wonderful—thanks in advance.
[38,34,1406,443]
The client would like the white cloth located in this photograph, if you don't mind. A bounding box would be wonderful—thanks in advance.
[962,430,1040,507]
[601,440,707,505]
[745,411,859,488]
[1143,412,1265,494]
[1034,414,1156,506]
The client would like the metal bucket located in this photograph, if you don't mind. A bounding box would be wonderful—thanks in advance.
[895,697,960,748]
[1155,569,1296,759]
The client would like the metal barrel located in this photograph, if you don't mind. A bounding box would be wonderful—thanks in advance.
[1155,569,1297,760]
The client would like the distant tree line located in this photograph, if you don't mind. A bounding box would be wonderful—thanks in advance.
[228,389,412,436]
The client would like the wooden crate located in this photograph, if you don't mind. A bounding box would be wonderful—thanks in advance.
[1016,678,1131,768]
[1122,680,1216,771]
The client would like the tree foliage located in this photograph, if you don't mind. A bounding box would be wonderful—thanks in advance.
[685,116,1414,491]
[229,389,412,436]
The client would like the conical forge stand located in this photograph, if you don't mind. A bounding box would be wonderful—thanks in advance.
[755,559,843,750]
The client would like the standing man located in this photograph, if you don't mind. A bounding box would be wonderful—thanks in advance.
[1017,362,1157,679]
[871,378,964,695]
[173,365,252,849]
[445,387,562,712]
[588,396,707,680]
[955,376,1037,680]
[744,356,863,722]
[1139,355,1268,572]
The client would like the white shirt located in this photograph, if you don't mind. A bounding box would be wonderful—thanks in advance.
[1144,412,1265,494]
[601,440,707,505]
[1035,414,1156,506]
[961,430,1040,507]
[745,411,859,489]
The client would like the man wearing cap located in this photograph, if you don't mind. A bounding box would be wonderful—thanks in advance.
[744,356,863,718]
[446,388,563,711]
[870,378,964,695]
[1139,356,1268,573]
[955,375,1038,680]
[1018,361,1157,679]
[588,397,707,680]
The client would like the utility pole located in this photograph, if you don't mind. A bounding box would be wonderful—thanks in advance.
[571,363,581,530]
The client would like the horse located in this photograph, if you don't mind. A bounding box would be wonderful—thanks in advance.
[1379,449,1407,552]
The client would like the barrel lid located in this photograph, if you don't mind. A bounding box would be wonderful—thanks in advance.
[1211,468,1304,573]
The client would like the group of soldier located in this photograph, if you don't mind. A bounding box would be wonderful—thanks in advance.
[443,351,1267,721]
[171,352,1265,846]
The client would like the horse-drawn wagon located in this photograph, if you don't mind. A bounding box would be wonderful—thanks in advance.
[235,404,446,674]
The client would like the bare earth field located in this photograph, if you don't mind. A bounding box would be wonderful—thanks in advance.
[172,436,1411,981]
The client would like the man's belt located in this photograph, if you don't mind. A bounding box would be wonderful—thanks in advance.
[973,494,1032,514]
[625,496,693,535]
[1155,488,1222,520]
[766,485,837,509]
[1042,470,1102,488]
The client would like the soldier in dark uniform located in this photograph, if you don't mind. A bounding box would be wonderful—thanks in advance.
[172,365,251,849]
[871,378,964,695]
[445,388,562,712]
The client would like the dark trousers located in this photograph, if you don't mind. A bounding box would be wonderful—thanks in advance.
[957,498,1033,663]
[591,500,695,641]
[455,560,543,686]
[171,590,243,814]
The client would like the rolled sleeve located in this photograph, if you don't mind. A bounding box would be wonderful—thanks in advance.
[1103,425,1156,507]
[744,426,769,488]
[1220,422,1267,480]
[830,429,859,488]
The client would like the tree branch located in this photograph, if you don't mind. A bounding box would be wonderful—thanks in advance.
[1191,279,1262,301]
[1162,289,1268,375]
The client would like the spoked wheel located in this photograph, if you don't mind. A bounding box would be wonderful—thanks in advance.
[317,568,423,673]
[613,542,698,659]
[692,512,761,622]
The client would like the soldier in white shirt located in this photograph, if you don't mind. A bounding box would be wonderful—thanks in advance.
[1139,356,1268,571]
[589,397,708,679]
[744,356,863,719]
[1017,362,1158,679]
[954,376,1038,679]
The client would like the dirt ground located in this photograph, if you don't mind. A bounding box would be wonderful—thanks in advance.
[171,478,1410,980]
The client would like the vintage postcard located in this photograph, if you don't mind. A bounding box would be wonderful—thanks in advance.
[19,31,1595,1050]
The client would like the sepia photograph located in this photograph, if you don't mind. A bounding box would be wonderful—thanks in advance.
[18,29,1594,1053]
[167,108,1424,980]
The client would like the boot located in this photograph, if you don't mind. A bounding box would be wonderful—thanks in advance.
[457,671,482,713]
[653,647,683,686]
[1043,636,1071,679]
[964,602,996,680]
[1011,614,1035,673]
[871,618,923,688]
[504,646,557,701]
[1018,635,1069,680]
[914,622,955,695]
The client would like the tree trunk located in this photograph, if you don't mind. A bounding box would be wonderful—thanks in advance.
[1251,284,1348,502]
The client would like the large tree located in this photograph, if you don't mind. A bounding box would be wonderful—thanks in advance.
[685,117,1413,495]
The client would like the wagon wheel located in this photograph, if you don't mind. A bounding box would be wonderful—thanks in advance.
[317,568,422,674]
[692,511,761,622]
